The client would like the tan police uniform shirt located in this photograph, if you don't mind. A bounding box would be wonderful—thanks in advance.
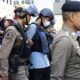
[0,25,21,79]
[51,25,80,80]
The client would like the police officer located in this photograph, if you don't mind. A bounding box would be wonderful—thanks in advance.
[26,8,54,80]
[51,1,80,80]
[0,5,38,80]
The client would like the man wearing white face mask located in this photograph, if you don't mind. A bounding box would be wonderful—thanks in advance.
[25,8,54,80]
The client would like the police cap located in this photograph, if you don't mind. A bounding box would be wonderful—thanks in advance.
[62,1,80,12]
[14,7,25,13]
[14,7,26,19]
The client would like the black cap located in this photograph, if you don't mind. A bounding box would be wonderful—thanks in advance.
[14,7,25,13]
[14,7,27,19]
[62,1,80,12]
[14,7,23,13]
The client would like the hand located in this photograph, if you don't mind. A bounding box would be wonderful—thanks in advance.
[0,30,4,34]
[26,40,34,46]
[0,74,3,80]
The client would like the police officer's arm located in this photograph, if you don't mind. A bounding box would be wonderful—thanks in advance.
[51,37,72,80]
[1,29,17,59]
[0,28,17,76]
[26,24,36,46]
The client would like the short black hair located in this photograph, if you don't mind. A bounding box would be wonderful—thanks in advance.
[62,12,71,21]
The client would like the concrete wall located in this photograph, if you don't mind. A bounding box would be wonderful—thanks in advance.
[53,1,65,14]
[34,0,53,12]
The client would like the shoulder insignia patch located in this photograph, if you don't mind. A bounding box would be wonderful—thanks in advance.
[5,32,12,39]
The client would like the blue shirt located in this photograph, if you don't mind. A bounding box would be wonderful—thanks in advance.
[26,24,50,69]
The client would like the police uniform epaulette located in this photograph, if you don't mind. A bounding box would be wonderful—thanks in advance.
[62,1,80,12]
[6,26,16,31]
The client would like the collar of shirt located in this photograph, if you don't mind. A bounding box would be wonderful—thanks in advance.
[62,25,76,40]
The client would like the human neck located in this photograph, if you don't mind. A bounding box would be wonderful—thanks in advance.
[63,21,77,32]
[35,18,41,26]
[16,19,24,28]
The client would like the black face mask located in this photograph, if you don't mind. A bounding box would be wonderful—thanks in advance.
[19,13,27,19]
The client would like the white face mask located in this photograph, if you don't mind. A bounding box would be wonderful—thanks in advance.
[43,19,50,27]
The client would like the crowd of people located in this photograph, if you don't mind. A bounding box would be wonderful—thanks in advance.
[0,1,80,80]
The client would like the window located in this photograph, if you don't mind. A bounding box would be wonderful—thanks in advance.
[25,0,30,4]
[10,0,12,5]
[31,0,34,4]
[22,0,25,4]
[55,0,62,2]
[14,1,19,5]
[7,0,8,3]
[25,0,34,4]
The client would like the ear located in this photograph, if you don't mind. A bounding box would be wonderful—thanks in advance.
[16,12,21,16]
[20,12,26,17]
[68,12,74,23]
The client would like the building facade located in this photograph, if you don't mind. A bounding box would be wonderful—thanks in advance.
[0,0,14,5]
[0,0,15,18]
[0,0,73,14]
[14,0,34,5]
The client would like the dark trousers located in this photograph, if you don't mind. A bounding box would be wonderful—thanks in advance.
[29,67,51,80]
